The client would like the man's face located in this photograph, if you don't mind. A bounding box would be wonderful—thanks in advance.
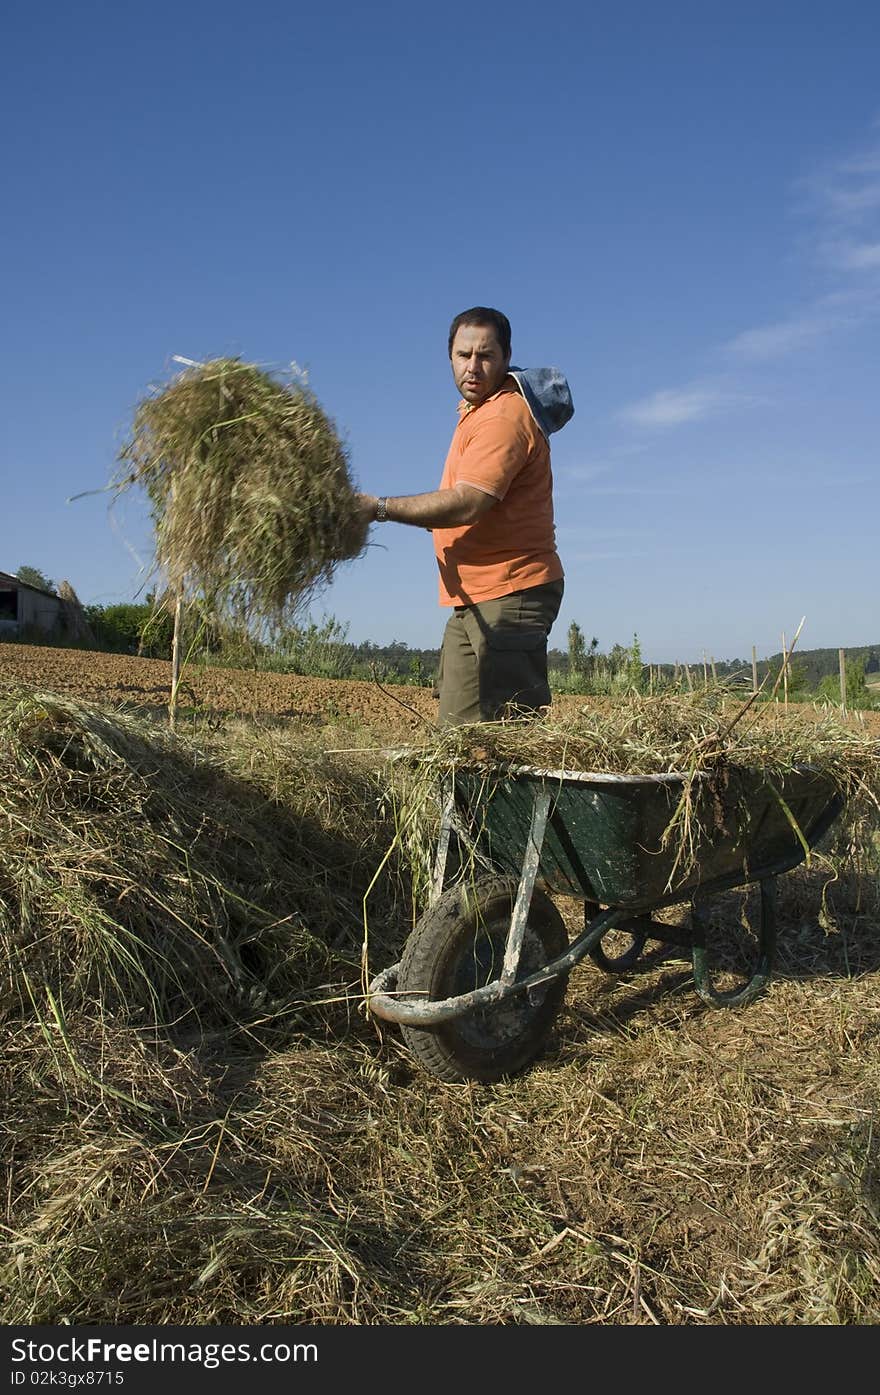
[450,324,511,407]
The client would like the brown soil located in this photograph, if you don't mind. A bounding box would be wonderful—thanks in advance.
[2,642,879,739]
[0,643,438,735]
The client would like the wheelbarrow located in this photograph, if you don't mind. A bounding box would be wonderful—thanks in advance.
[367,760,845,1082]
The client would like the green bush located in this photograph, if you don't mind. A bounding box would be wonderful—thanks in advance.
[817,660,876,711]
[85,603,174,658]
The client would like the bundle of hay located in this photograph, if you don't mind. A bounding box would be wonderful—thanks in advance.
[114,357,367,630]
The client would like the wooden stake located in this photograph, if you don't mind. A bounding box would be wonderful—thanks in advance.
[684,663,694,692]
[782,631,788,710]
[702,653,709,687]
[710,656,718,684]
[169,593,183,731]
[715,617,806,748]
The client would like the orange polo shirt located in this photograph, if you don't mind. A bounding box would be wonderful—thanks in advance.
[433,379,563,606]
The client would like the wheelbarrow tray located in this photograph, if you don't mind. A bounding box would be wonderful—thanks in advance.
[453,761,839,910]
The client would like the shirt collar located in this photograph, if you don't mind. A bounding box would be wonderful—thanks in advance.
[457,375,515,416]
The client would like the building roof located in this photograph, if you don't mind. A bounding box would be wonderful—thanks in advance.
[0,570,61,601]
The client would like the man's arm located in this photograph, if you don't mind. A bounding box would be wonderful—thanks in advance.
[356,483,497,529]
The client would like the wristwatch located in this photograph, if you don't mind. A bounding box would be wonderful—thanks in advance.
[375,497,388,522]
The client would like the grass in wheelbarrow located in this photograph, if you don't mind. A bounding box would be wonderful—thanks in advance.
[387,692,880,908]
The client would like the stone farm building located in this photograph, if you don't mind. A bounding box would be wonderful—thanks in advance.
[0,571,65,638]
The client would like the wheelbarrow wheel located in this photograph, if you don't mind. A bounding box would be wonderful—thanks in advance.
[397,875,569,1083]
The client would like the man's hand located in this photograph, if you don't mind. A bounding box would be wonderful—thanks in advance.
[355,492,379,524]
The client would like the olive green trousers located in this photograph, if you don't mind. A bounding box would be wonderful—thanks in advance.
[437,579,564,726]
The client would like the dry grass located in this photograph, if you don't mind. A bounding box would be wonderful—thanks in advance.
[2,684,879,1324]
[114,357,367,629]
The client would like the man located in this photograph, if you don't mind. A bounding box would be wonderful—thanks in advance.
[357,306,571,725]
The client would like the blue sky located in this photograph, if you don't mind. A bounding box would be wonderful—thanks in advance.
[3,1,878,664]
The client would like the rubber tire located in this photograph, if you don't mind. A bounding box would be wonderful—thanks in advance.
[397,875,569,1083]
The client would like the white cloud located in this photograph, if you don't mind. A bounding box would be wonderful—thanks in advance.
[834,240,880,270]
[616,127,880,435]
[558,462,611,482]
[725,282,880,359]
[799,138,880,229]
[617,386,732,428]
[724,313,834,360]
[822,179,880,219]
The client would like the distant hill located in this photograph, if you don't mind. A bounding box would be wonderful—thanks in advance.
[753,644,880,688]
[545,642,880,688]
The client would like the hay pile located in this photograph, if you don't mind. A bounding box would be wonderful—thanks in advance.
[56,580,96,645]
[114,357,367,629]
[0,684,397,1034]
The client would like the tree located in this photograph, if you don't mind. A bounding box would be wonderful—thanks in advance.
[15,565,55,594]
[626,633,645,693]
[568,621,586,676]
[567,621,599,691]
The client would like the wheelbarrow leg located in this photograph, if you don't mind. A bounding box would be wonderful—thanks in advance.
[501,789,552,986]
[430,778,456,907]
[691,876,777,1007]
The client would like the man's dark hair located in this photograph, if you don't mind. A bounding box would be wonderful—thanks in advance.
[448,306,511,360]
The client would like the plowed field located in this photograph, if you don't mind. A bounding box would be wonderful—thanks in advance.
[3,642,878,737]
[0,642,438,734]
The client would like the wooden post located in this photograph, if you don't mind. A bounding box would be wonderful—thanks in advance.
[684,663,694,692]
[751,645,758,694]
[782,631,788,710]
[169,594,183,731]
[839,648,847,714]
[710,656,718,685]
[702,653,709,687]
